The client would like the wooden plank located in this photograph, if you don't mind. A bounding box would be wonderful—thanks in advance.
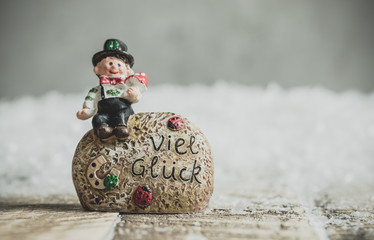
[115,210,318,240]
[3,189,372,240]
[314,191,374,240]
[114,189,319,240]
[0,195,118,240]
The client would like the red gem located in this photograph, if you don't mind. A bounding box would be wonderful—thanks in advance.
[133,186,153,207]
[167,116,184,130]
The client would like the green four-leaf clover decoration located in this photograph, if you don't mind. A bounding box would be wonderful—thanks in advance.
[106,89,121,96]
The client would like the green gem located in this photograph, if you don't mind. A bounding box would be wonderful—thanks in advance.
[105,40,119,50]
[85,96,94,101]
[89,88,98,93]
[104,174,118,190]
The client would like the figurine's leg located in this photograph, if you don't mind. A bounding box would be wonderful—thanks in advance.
[120,105,135,124]
[92,113,114,139]
[113,106,134,138]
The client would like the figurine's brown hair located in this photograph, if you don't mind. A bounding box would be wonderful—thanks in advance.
[92,52,131,67]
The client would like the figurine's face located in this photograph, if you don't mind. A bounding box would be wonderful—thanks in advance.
[94,57,133,77]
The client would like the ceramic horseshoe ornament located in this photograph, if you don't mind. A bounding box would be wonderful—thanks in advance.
[73,39,214,213]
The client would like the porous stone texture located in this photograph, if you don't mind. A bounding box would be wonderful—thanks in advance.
[72,112,214,213]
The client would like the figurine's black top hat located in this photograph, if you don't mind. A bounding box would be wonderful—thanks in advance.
[92,39,134,67]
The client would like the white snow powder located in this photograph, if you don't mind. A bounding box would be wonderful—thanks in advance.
[0,83,373,213]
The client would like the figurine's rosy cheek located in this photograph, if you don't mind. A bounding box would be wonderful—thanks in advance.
[105,65,112,70]
[118,65,126,74]
[104,64,115,74]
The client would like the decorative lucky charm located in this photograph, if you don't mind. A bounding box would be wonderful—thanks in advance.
[72,39,214,213]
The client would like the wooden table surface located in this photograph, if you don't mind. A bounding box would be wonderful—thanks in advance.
[1,188,373,240]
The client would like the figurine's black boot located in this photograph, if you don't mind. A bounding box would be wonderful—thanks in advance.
[113,124,129,138]
[96,125,114,139]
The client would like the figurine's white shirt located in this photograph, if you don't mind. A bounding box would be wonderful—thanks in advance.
[82,78,147,117]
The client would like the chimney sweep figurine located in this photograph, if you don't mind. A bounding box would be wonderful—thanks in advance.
[76,39,148,139]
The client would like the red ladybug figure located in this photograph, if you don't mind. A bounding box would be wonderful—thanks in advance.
[167,116,184,131]
[133,185,153,207]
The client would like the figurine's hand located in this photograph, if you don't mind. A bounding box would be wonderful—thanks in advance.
[76,108,91,120]
[128,87,140,99]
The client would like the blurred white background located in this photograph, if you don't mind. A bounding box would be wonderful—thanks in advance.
[0,0,373,100]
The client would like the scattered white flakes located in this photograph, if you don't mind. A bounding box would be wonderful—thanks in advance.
[154,227,170,232]
[184,231,207,240]
[192,221,201,226]
[350,211,372,218]
[0,83,373,215]
[118,228,124,235]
